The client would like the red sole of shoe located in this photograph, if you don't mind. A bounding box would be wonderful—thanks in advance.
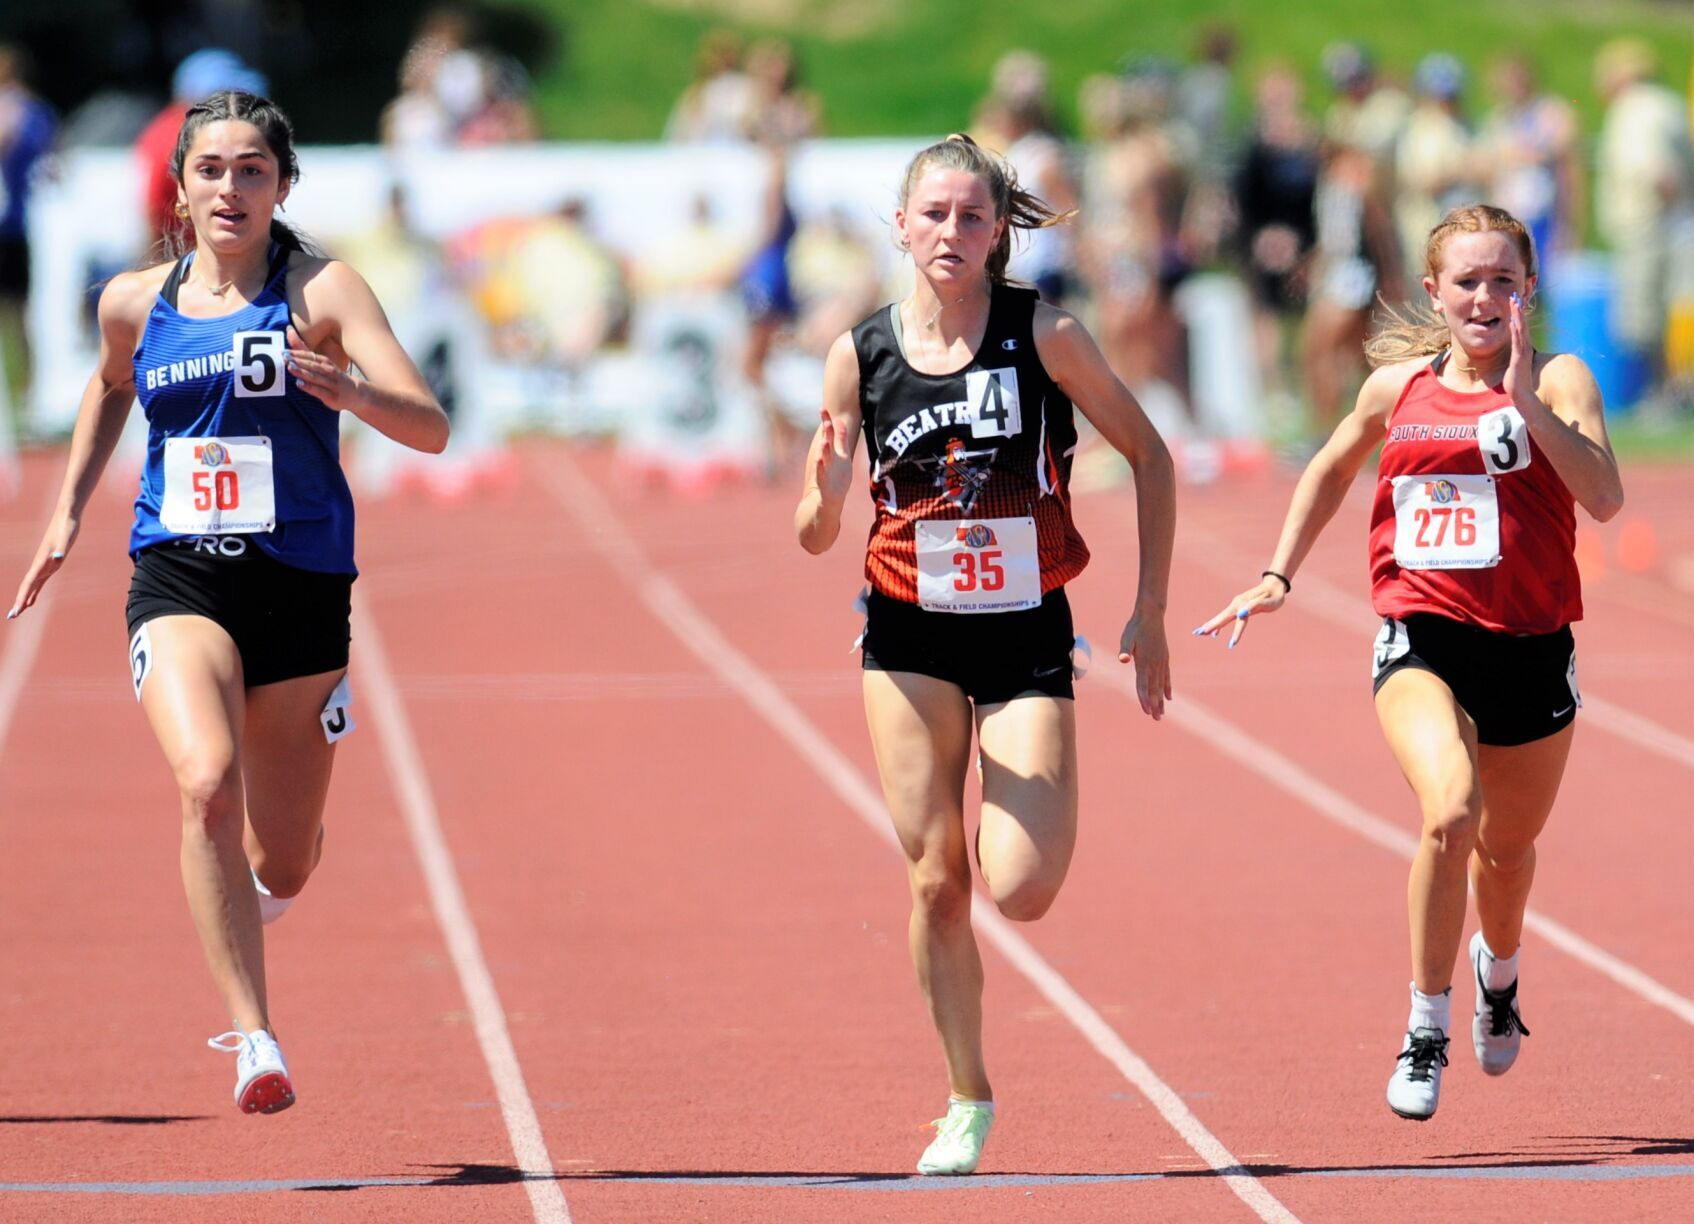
[239,1072,296,1115]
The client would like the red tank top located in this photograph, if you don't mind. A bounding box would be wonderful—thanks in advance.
[1369,358,1581,633]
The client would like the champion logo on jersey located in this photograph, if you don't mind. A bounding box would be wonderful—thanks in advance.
[1001,338,1019,351]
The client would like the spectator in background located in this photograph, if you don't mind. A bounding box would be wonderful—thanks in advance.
[1394,54,1483,297]
[381,12,473,149]
[1321,42,1410,184]
[1478,54,1582,275]
[1075,60,1192,405]
[744,38,819,145]
[1177,23,1241,262]
[1593,37,1694,405]
[0,45,58,411]
[739,140,802,465]
[134,49,267,254]
[665,28,754,143]
[1302,140,1401,443]
[979,50,1079,305]
[455,52,538,145]
[383,10,536,150]
[508,198,630,362]
[1232,64,1320,406]
[631,195,745,296]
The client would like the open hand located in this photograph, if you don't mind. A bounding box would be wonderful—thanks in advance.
[1118,609,1171,719]
[1193,575,1288,649]
[286,325,364,413]
[9,513,79,620]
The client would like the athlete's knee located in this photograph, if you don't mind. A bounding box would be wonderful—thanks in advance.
[1419,785,1481,857]
[991,873,1062,923]
[175,758,242,830]
[251,854,312,899]
[909,859,972,927]
[1474,836,1534,879]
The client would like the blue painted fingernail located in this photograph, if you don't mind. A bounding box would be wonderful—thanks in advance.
[50,552,65,560]
[1227,638,1235,650]
[1511,292,1521,306]
[1236,608,1249,620]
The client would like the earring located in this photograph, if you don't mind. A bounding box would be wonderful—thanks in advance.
[174,203,189,219]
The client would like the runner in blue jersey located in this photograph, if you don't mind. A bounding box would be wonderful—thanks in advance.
[9,91,448,1114]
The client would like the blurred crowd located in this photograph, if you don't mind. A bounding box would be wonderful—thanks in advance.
[963,33,1694,454]
[1,16,1692,462]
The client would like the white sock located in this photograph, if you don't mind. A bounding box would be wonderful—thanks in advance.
[949,1096,995,1113]
[251,867,294,926]
[1407,984,1451,1034]
[1478,935,1519,992]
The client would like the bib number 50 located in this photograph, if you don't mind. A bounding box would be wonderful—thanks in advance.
[192,468,241,511]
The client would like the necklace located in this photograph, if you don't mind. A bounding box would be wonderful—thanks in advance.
[194,272,237,297]
[917,291,981,331]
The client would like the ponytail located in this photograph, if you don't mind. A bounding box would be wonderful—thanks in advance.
[898,133,1075,284]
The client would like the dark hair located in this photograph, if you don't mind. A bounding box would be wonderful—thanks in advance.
[167,90,310,257]
[898,133,1074,284]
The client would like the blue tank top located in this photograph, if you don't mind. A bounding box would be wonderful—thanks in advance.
[130,246,356,574]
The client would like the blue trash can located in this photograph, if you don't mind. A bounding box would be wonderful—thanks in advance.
[1544,252,1650,413]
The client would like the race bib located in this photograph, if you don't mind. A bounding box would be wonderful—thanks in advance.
[1478,405,1532,475]
[916,516,1040,613]
[232,330,287,398]
[965,368,1022,439]
[1391,474,1500,570]
[160,436,276,534]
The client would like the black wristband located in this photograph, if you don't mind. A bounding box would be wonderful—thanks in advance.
[1261,569,1292,594]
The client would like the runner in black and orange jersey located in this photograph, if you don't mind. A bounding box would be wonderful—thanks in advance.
[1199,204,1624,1121]
[795,134,1176,1175]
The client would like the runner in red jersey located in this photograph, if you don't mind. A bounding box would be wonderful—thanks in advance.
[795,134,1175,1175]
[1199,204,1623,1122]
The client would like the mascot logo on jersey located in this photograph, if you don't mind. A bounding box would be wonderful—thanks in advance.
[195,441,229,468]
[909,436,996,512]
[1423,479,1460,504]
[955,523,998,548]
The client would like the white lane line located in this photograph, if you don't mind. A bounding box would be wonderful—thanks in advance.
[0,483,72,758]
[540,454,1299,1224]
[1168,507,1694,771]
[354,595,571,1224]
[1091,667,1694,1029]
[0,591,49,756]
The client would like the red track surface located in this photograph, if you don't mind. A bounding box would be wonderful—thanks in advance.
[0,441,1689,1222]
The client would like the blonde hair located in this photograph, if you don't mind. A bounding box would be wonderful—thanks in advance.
[898,133,1075,284]
[1365,203,1537,367]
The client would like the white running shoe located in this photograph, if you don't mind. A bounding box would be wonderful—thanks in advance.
[916,1099,994,1175]
[251,867,294,926]
[1471,931,1530,1076]
[1386,1026,1449,1121]
[208,1028,296,1114]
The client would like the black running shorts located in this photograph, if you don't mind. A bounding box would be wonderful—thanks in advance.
[1371,612,1578,747]
[861,586,1076,705]
[125,538,353,688]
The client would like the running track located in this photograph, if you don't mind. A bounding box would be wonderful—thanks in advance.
[0,441,1689,1222]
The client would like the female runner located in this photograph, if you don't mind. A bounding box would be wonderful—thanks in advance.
[1198,204,1622,1120]
[9,91,448,1114]
[796,134,1175,1173]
